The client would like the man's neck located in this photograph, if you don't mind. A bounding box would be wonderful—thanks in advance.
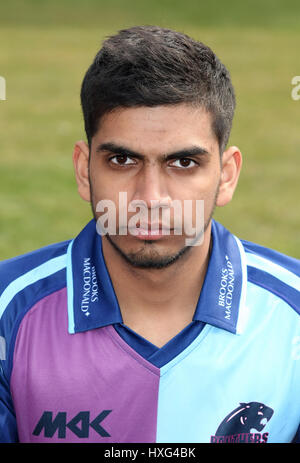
[102,227,212,347]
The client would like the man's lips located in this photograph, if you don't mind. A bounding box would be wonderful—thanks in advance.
[128,224,174,240]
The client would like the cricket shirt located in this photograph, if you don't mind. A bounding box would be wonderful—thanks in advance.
[0,219,299,443]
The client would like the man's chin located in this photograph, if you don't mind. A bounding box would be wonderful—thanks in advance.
[104,233,191,269]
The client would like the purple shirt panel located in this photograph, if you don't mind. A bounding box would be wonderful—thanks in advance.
[10,287,160,443]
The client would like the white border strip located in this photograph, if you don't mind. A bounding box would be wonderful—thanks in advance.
[66,240,75,334]
[246,252,300,291]
[0,254,67,319]
[233,236,249,335]
[0,335,6,360]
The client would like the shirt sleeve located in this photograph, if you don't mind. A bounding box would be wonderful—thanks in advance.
[0,260,20,443]
[0,312,18,442]
[0,358,18,442]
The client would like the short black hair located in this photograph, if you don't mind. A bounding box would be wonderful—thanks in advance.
[81,25,236,153]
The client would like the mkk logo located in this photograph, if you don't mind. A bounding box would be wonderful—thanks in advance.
[33,410,112,439]
[211,402,274,443]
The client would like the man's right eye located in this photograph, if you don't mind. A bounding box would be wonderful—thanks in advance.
[109,155,136,165]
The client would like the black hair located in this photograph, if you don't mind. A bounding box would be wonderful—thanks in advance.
[81,25,236,153]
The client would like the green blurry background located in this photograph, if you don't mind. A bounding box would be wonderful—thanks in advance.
[0,0,299,259]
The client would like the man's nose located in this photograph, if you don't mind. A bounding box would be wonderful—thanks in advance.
[131,165,172,210]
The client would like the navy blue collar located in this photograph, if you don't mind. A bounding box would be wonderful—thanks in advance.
[66,219,247,335]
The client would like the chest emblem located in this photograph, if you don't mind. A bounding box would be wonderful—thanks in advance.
[211,402,274,443]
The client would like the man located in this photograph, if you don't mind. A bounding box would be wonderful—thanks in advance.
[0,26,299,444]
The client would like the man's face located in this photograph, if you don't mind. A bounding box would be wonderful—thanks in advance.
[78,104,239,268]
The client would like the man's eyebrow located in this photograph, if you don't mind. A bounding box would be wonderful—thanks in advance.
[164,146,210,160]
[95,142,210,160]
[96,142,144,159]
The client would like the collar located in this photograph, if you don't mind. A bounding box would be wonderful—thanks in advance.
[67,219,248,335]
[192,220,248,334]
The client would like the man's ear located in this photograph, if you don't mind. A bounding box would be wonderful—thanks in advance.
[72,140,91,202]
[216,146,242,207]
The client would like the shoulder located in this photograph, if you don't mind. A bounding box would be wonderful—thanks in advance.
[240,238,300,314]
[241,239,300,277]
[0,239,70,332]
[0,239,70,296]
[0,238,70,277]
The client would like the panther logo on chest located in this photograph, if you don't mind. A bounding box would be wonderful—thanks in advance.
[211,402,274,443]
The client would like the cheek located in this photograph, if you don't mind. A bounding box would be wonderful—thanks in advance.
[188,179,220,223]
[90,159,137,203]
[89,178,120,216]
[89,160,115,200]
[177,172,220,204]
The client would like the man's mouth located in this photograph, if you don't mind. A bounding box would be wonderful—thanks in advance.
[129,223,174,240]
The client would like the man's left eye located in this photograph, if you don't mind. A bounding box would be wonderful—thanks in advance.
[170,158,197,168]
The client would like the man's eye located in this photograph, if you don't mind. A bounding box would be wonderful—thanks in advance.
[170,158,197,168]
[109,155,135,166]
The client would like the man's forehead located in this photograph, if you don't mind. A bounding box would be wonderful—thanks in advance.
[98,103,213,128]
[91,104,218,156]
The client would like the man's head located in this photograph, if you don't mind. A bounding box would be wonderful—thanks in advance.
[73,26,242,269]
[80,25,236,154]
